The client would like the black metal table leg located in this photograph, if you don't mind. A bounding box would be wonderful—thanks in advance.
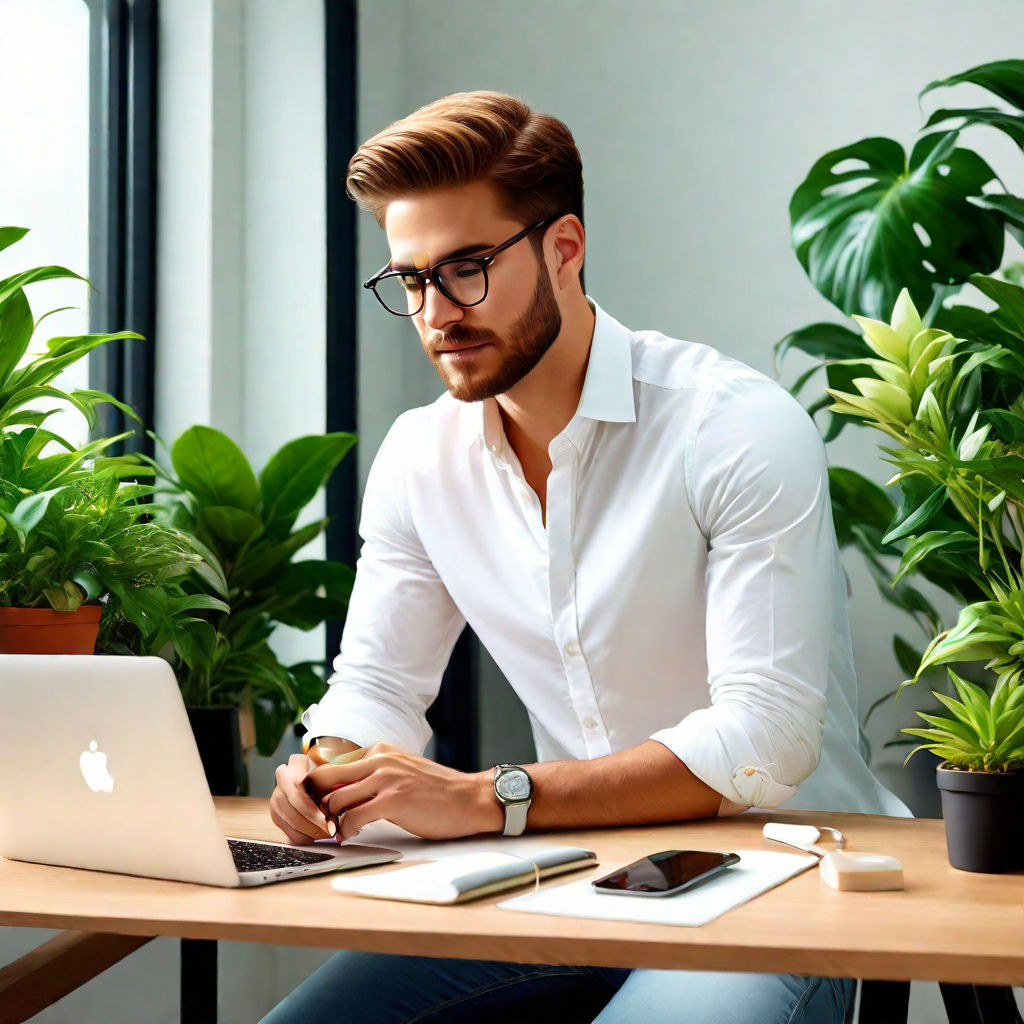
[939,983,1024,1024]
[857,979,910,1023]
[180,938,217,1024]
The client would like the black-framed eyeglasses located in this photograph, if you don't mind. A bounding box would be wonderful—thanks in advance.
[363,213,562,317]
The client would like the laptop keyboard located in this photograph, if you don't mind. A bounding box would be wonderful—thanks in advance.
[228,838,335,873]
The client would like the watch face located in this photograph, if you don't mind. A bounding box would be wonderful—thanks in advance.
[496,768,532,801]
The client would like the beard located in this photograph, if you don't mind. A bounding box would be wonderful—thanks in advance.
[424,264,563,403]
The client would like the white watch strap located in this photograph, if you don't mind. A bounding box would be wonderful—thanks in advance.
[502,798,531,837]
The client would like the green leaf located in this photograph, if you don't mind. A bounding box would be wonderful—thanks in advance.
[2,331,142,400]
[921,59,1024,112]
[819,360,874,440]
[968,275,1024,344]
[972,194,1024,246]
[229,518,327,590]
[932,691,984,731]
[891,530,977,584]
[167,592,231,616]
[773,322,866,373]
[828,466,896,547]
[790,132,1004,321]
[922,109,1024,151]
[179,533,229,599]
[883,485,947,544]
[259,433,356,538]
[272,560,355,629]
[0,265,86,309]
[4,486,70,537]
[901,727,974,753]
[950,673,994,728]
[0,288,34,389]
[71,570,103,603]
[198,506,263,554]
[0,227,29,255]
[252,694,295,758]
[986,410,1024,443]
[893,635,924,680]
[288,661,329,708]
[43,581,86,612]
[71,388,144,427]
[171,426,260,513]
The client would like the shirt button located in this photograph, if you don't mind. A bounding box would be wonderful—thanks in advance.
[489,443,498,453]
[565,641,581,657]
[582,717,598,730]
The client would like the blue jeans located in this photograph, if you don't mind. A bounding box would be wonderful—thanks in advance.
[260,951,854,1023]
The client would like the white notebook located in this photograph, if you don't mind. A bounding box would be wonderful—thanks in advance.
[331,846,597,904]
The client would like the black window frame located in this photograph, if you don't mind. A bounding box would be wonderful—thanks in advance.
[86,0,158,456]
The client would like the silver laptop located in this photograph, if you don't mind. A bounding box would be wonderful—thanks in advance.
[0,654,400,887]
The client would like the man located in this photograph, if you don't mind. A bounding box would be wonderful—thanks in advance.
[263,91,905,1024]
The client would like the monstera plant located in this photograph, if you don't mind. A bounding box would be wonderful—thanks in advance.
[773,60,1024,759]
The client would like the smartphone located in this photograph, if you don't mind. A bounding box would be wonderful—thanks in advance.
[591,849,740,897]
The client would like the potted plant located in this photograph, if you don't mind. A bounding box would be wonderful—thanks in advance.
[131,425,356,792]
[0,469,227,657]
[772,60,1024,774]
[0,227,226,653]
[827,282,1024,872]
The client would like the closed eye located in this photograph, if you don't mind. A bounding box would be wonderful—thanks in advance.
[450,263,484,279]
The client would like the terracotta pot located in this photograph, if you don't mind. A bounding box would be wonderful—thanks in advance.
[937,763,1024,873]
[0,605,103,655]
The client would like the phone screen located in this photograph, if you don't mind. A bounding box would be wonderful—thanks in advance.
[591,850,740,896]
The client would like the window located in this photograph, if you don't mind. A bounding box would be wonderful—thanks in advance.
[0,0,91,447]
[0,0,156,452]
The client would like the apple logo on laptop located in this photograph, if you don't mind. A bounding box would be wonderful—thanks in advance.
[79,741,115,793]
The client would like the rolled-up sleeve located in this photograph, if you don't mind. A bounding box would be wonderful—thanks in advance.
[302,415,465,751]
[650,376,833,809]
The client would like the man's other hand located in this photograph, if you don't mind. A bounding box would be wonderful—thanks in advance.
[269,753,336,844]
[305,742,504,841]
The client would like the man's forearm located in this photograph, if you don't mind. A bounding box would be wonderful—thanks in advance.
[475,739,723,834]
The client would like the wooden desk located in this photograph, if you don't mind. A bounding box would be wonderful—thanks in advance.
[1,802,1022,1021]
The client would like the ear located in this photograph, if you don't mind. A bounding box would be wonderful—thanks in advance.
[549,215,585,289]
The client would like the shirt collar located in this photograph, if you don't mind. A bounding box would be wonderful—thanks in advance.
[468,298,638,453]
[574,299,637,426]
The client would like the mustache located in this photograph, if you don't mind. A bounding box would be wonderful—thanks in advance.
[428,326,499,347]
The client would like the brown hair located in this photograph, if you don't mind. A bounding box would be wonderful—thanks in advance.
[346,91,583,230]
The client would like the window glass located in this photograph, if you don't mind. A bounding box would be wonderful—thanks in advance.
[0,0,90,447]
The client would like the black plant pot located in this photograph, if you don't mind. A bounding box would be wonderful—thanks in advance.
[936,764,1024,873]
[187,706,245,797]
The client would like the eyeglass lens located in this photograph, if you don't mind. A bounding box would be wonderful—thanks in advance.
[374,259,488,315]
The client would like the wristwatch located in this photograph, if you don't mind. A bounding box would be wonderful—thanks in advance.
[493,763,533,836]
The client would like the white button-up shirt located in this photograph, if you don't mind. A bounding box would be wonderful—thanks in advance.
[305,302,907,816]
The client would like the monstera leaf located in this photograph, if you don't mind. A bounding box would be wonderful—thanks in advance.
[790,131,1004,322]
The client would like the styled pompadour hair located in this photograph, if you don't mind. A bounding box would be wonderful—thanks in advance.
[346,91,584,229]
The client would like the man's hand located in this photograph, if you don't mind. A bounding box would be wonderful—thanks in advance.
[269,753,336,844]
[305,742,503,841]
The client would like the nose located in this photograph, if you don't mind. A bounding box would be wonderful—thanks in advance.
[420,280,464,332]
